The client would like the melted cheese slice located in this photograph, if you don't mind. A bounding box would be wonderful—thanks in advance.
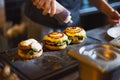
[28,39,38,43]
[31,42,42,51]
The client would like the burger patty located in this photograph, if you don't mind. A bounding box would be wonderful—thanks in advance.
[69,36,85,40]
[45,39,71,46]
[20,49,41,55]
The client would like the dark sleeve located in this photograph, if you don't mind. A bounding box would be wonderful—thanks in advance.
[24,0,81,29]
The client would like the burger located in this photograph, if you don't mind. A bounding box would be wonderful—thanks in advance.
[18,38,43,59]
[43,32,71,50]
[64,26,86,44]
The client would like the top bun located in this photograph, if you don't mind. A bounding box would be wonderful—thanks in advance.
[43,32,69,43]
[64,26,86,43]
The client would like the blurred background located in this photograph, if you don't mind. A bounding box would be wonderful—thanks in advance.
[0,0,120,51]
[4,0,120,29]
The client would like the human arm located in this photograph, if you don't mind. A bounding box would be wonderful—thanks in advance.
[33,0,56,17]
[89,0,120,25]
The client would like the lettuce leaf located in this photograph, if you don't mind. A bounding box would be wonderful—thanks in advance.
[22,49,36,55]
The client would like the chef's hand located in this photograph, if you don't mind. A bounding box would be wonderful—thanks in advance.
[33,0,56,17]
[108,10,120,26]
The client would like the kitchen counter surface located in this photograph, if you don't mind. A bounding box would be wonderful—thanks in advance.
[0,25,114,80]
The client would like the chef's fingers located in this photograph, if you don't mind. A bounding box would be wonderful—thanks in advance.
[37,0,45,9]
[50,0,56,17]
[33,0,39,6]
[110,10,120,19]
[33,0,36,5]
[108,18,120,26]
[43,0,51,15]
[114,10,120,18]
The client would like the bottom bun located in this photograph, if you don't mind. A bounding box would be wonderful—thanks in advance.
[18,49,43,59]
[72,39,84,44]
[45,44,67,50]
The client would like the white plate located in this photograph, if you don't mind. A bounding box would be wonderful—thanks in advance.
[107,27,120,38]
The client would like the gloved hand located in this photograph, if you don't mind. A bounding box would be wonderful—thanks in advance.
[33,0,56,17]
[108,10,120,25]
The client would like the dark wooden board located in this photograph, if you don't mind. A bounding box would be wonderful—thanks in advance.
[0,37,100,80]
